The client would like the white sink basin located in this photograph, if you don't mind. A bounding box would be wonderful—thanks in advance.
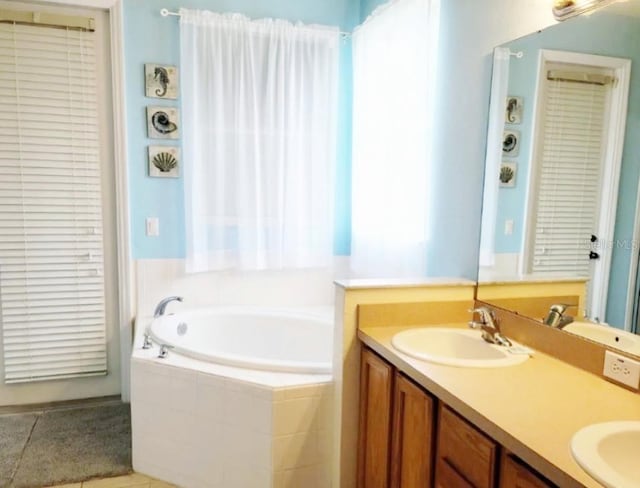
[571,421,640,488]
[390,328,529,368]
[563,322,640,355]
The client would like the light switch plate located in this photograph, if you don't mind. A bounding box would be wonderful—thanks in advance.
[146,217,159,237]
[603,350,640,389]
[504,219,514,235]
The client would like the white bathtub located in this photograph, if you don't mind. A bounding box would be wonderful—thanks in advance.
[148,307,333,374]
[131,306,335,488]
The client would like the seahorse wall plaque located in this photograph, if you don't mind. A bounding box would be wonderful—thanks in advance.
[147,106,180,139]
[145,64,178,99]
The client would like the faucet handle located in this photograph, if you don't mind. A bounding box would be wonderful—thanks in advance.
[158,344,174,359]
[549,303,577,313]
[468,307,495,323]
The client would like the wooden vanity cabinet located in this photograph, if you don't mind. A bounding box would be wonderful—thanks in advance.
[499,452,556,488]
[435,404,498,488]
[358,348,436,488]
[358,347,554,488]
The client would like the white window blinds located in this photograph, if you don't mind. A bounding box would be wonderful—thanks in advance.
[0,22,107,383]
[530,70,611,275]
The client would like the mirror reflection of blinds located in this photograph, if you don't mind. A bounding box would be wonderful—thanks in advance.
[531,76,609,275]
[547,70,616,86]
[0,22,107,383]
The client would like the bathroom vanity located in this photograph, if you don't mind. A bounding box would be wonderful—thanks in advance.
[338,1,640,487]
[359,343,552,487]
[356,322,640,488]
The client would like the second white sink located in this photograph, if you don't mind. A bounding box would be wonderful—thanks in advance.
[563,322,640,355]
[571,421,640,488]
[391,328,529,368]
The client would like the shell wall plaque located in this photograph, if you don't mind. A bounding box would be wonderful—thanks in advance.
[148,146,180,178]
[502,130,521,157]
[499,162,517,188]
[147,106,180,139]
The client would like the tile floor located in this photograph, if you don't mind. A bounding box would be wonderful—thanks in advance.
[46,473,175,488]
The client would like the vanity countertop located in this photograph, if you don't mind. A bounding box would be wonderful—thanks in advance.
[477,275,589,285]
[334,277,476,289]
[359,324,640,488]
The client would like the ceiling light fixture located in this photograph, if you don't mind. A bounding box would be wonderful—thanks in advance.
[552,0,619,21]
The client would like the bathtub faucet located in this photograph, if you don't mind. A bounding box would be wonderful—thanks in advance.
[142,332,153,349]
[153,296,183,318]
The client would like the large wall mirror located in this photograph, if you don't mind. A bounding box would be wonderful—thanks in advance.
[477,0,640,356]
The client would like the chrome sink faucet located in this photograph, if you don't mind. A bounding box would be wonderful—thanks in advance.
[544,303,575,329]
[469,307,512,347]
[153,296,183,318]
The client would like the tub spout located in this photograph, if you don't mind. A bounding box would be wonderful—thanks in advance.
[154,296,183,318]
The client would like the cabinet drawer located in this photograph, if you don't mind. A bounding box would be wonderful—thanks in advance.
[436,405,498,488]
[500,453,556,488]
[436,458,475,488]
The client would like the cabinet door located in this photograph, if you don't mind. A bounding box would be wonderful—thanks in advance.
[436,405,498,488]
[390,373,435,488]
[391,373,434,488]
[500,453,556,488]
[358,348,394,488]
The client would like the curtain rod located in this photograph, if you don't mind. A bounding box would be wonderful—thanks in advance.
[160,8,351,39]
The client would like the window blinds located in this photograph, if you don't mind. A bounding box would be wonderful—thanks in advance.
[530,74,610,275]
[0,22,107,383]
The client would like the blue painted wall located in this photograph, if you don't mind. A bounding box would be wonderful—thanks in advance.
[122,0,561,281]
[424,0,556,280]
[493,54,537,254]
[359,0,386,20]
[492,12,640,326]
[122,0,358,259]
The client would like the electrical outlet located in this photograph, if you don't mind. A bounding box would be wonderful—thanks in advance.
[603,350,640,389]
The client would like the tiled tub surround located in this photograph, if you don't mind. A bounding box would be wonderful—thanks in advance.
[131,311,334,488]
[134,259,349,317]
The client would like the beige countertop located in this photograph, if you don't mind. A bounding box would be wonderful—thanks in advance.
[359,324,640,488]
[334,277,476,289]
[477,275,588,285]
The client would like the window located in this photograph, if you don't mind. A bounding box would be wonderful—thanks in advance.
[350,0,439,278]
[180,10,340,272]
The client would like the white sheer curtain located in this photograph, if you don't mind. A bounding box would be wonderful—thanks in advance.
[180,9,339,272]
[479,47,510,268]
[350,0,439,278]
